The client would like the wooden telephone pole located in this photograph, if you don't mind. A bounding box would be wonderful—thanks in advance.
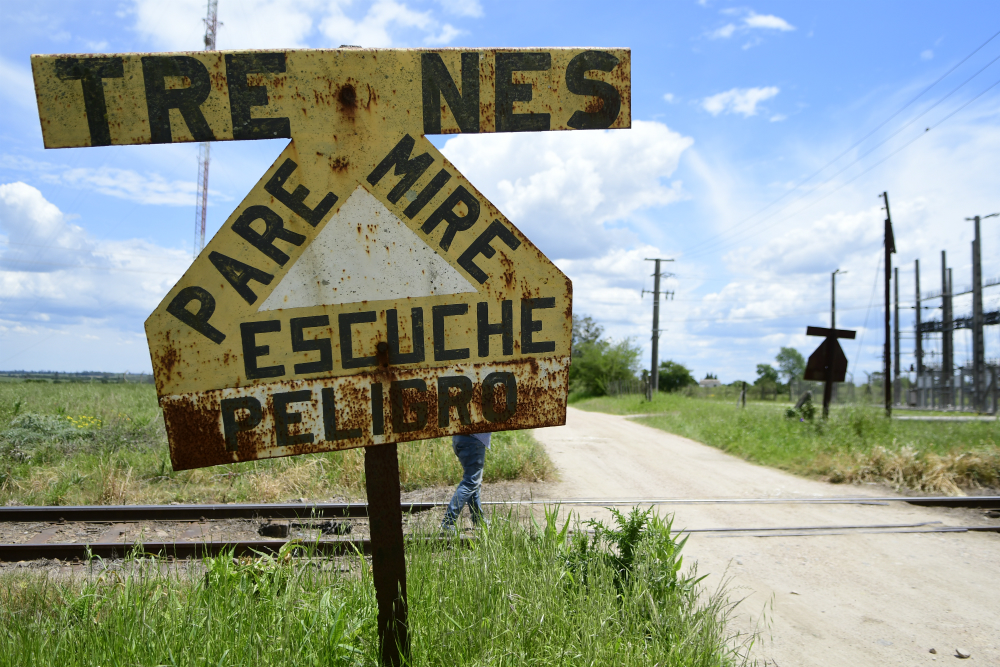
[882,192,895,417]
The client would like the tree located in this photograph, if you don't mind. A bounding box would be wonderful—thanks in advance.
[775,346,806,382]
[754,364,779,386]
[572,314,604,356]
[658,360,696,392]
[569,336,642,396]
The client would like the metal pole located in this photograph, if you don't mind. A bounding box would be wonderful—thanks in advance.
[915,259,922,406]
[831,270,837,329]
[893,267,900,405]
[942,253,953,407]
[883,192,893,417]
[364,444,409,666]
[971,216,984,411]
[651,259,661,395]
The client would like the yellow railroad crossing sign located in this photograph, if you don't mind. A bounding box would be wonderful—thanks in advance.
[31,47,631,470]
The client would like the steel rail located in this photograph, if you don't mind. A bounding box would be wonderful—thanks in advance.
[0,502,437,523]
[0,537,474,562]
[483,496,1000,509]
[0,496,997,524]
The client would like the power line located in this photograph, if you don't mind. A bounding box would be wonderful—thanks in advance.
[684,74,1000,262]
[682,31,1000,260]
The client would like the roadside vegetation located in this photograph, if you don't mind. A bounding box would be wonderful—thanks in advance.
[0,380,553,506]
[0,507,752,666]
[573,392,1000,494]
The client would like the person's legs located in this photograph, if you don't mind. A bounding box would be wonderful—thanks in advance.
[442,436,486,529]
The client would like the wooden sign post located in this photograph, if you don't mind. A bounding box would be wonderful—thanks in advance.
[31,46,631,665]
[804,325,856,419]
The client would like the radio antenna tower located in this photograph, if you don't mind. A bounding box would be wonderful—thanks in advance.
[194,0,219,257]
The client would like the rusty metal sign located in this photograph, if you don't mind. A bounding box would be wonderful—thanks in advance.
[31,47,631,470]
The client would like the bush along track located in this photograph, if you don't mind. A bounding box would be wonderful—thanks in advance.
[0,382,554,505]
[0,507,753,667]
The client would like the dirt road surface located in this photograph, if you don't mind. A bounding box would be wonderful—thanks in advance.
[532,407,1000,666]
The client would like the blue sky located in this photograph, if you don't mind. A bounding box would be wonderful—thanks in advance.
[1,0,999,382]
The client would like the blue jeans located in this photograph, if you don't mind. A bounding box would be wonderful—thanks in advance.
[442,435,486,527]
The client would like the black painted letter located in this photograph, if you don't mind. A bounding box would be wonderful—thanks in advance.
[166,286,225,344]
[432,304,470,361]
[566,51,621,130]
[438,375,473,427]
[366,134,434,203]
[390,379,428,433]
[141,56,215,144]
[422,52,480,134]
[291,315,333,375]
[273,390,314,448]
[496,53,551,132]
[482,372,517,423]
[241,320,285,379]
[231,205,305,266]
[339,311,378,369]
[264,158,338,227]
[55,57,124,147]
[457,220,521,284]
[477,300,513,357]
[420,186,480,251]
[521,297,556,354]
[221,397,263,452]
[225,53,291,140]
[209,252,274,305]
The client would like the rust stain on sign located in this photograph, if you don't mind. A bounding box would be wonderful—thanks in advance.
[30,47,631,470]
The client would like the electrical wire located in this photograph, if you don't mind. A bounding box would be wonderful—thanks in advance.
[853,253,884,373]
[681,28,1000,258]
[684,75,1000,262]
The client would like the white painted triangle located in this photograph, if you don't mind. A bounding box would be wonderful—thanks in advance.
[259,185,478,311]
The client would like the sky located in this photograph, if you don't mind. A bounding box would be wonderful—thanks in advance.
[1,0,999,383]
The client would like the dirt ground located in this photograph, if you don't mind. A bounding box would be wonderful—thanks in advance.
[530,407,1000,667]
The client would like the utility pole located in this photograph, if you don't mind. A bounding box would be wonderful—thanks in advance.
[194,0,219,258]
[882,192,895,417]
[941,252,953,406]
[915,259,922,406]
[642,258,674,398]
[893,267,900,405]
[965,212,998,411]
[831,268,845,328]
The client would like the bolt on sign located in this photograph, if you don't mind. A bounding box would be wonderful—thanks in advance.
[30,48,631,471]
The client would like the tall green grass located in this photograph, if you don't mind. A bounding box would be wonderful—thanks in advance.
[0,508,751,666]
[573,393,1000,493]
[0,382,554,505]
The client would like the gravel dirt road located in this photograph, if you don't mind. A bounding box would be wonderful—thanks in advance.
[532,407,1000,666]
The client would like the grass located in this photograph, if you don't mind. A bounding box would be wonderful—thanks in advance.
[572,392,1000,494]
[0,507,752,666]
[0,381,554,506]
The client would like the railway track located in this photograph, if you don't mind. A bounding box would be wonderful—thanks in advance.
[2,496,998,563]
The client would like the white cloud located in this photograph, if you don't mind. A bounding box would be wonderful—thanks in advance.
[48,167,212,206]
[438,0,483,17]
[710,9,795,40]
[702,86,779,117]
[743,12,795,32]
[320,0,437,47]
[770,113,787,122]
[710,23,736,39]
[921,49,934,61]
[440,120,694,259]
[0,182,189,334]
[425,23,463,45]
[4,155,223,207]
[132,0,320,50]
[663,93,677,103]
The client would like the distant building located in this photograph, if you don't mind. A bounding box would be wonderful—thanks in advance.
[699,373,721,388]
